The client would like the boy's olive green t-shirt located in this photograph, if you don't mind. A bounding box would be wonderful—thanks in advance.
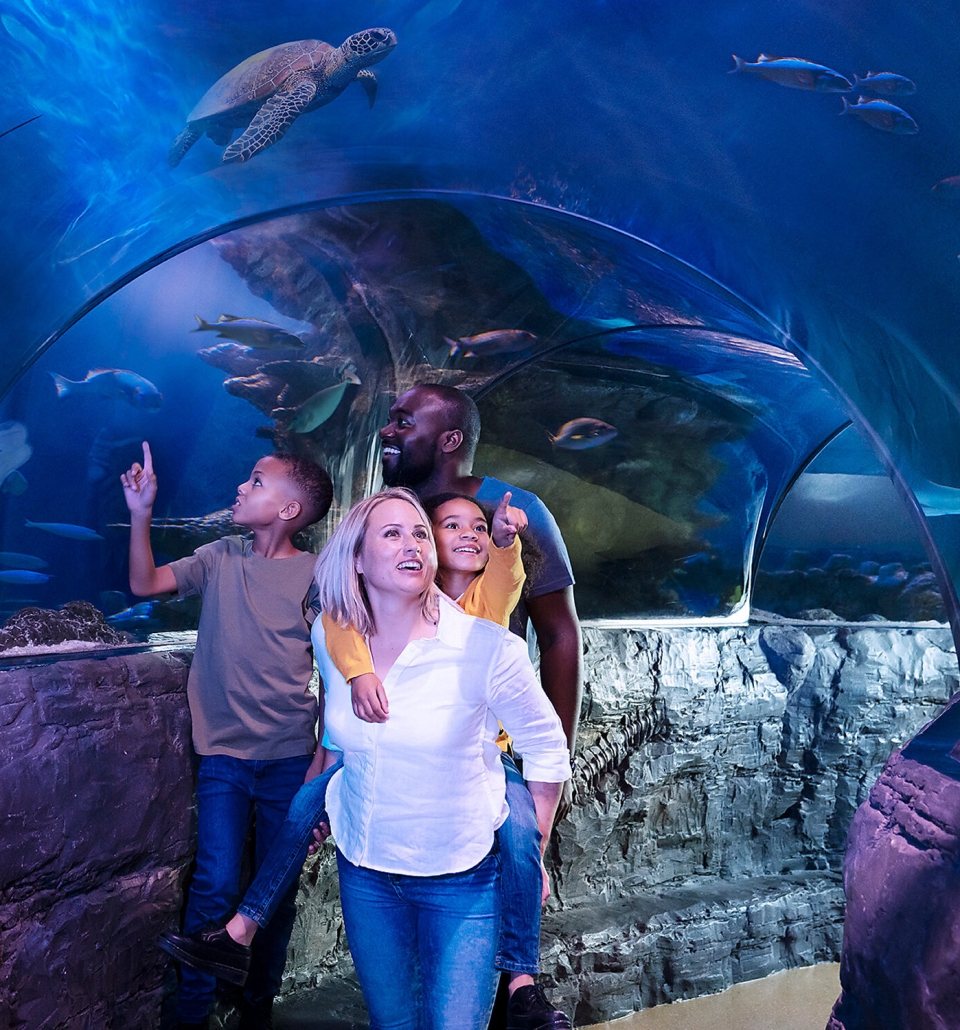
[170,536,318,760]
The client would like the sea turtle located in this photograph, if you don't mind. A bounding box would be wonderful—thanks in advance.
[168,27,397,167]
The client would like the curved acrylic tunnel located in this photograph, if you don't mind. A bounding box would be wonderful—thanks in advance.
[1,0,957,639]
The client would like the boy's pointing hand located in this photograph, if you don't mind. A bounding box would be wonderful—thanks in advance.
[120,441,158,513]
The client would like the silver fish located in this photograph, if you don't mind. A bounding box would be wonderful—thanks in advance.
[548,418,619,450]
[730,54,852,92]
[853,71,916,96]
[444,329,538,357]
[51,369,163,408]
[0,551,48,571]
[25,520,104,541]
[840,95,918,134]
[0,421,31,493]
[194,315,305,350]
[932,175,960,198]
[0,569,51,584]
[271,372,361,434]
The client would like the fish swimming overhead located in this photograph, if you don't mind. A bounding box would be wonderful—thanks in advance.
[0,551,48,571]
[444,329,538,358]
[193,315,305,350]
[0,569,51,585]
[25,520,104,541]
[0,421,32,494]
[853,71,916,96]
[548,418,619,450]
[271,372,361,434]
[730,54,853,92]
[51,369,163,409]
[840,95,918,134]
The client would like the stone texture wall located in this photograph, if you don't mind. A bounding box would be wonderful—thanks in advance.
[0,651,194,1030]
[1,619,956,1028]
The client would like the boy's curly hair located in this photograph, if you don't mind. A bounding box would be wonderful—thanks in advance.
[271,453,333,526]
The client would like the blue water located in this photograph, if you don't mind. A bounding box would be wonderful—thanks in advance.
[0,0,950,632]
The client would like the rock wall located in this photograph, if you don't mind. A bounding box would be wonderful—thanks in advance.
[1,619,956,1028]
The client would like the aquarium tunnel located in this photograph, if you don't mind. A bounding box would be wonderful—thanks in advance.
[3,0,960,1026]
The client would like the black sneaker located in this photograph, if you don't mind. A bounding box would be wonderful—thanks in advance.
[158,924,252,987]
[506,983,572,1030]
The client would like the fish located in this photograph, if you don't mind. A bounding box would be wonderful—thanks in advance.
[840,96,919,134]
[932,175,960,198]
[444,329,538,357]
[729,54,853,92]
[1,469,27,495]
[0,569,52,585]
[853,71,916,96]
[51,369,163,409]
[0,420,31,494]
[193,315,305,350]
[0,551,48,571]
[25,520,104,541]
[271,372,361,434]
[548,418,619,450]
[106,601,161,624]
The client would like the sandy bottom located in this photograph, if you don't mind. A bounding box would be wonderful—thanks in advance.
[583,963,840,1030]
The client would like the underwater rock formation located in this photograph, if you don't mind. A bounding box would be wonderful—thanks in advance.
[0,599,127,651]
[827,702,960,1030]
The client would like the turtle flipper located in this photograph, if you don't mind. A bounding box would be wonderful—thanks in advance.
[167,126,201,168]
[223,77,318,163]
[355,69,378,108]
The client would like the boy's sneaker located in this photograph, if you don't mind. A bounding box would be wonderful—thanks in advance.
[158,923,251,987]
[506,984,572,1030]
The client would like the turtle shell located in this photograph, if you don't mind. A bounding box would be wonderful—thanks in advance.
[187,40,337,125]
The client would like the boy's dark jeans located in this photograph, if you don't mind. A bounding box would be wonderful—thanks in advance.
[177,752,312,1024]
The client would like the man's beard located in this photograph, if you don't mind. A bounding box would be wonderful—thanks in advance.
[381,452,434,490]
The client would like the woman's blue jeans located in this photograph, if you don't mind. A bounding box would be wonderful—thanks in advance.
[237,752,543,976]
[337,849,501,1030]
[177,752,312,1024]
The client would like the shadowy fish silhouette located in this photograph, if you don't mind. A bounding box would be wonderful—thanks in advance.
[730,54,852,92]
[1,469,27,495]
[932,175,960,198]
[25,520,104,541]
[194,315,305,350]
[271,372,361,433]
[444,330,538,357]
[853,71,916,96]
[107,601,161,624]
[548,418,619,450]
[51,369,163,408]
[0,551,47,571]
[0,569,51,585]
[0,421,31,493]
[840,96,918,134]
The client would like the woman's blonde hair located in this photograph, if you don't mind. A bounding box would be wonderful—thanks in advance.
[314,488,440,637]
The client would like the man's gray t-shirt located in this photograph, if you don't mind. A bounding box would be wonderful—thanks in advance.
[475,476,574,636]
[170,536,318,760]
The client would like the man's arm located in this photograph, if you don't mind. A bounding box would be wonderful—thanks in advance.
[526,586,582,757]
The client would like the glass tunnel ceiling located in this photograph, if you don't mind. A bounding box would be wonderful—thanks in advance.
[0,0,958,630]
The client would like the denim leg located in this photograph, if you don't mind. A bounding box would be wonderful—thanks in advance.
[237,753,343,928]
[415,853,501,1030]
[336,852,420,1030]
[495,753,543,975]
[177,755,255,1024]
[243,754,314,1006]
[337,850,500,1030]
